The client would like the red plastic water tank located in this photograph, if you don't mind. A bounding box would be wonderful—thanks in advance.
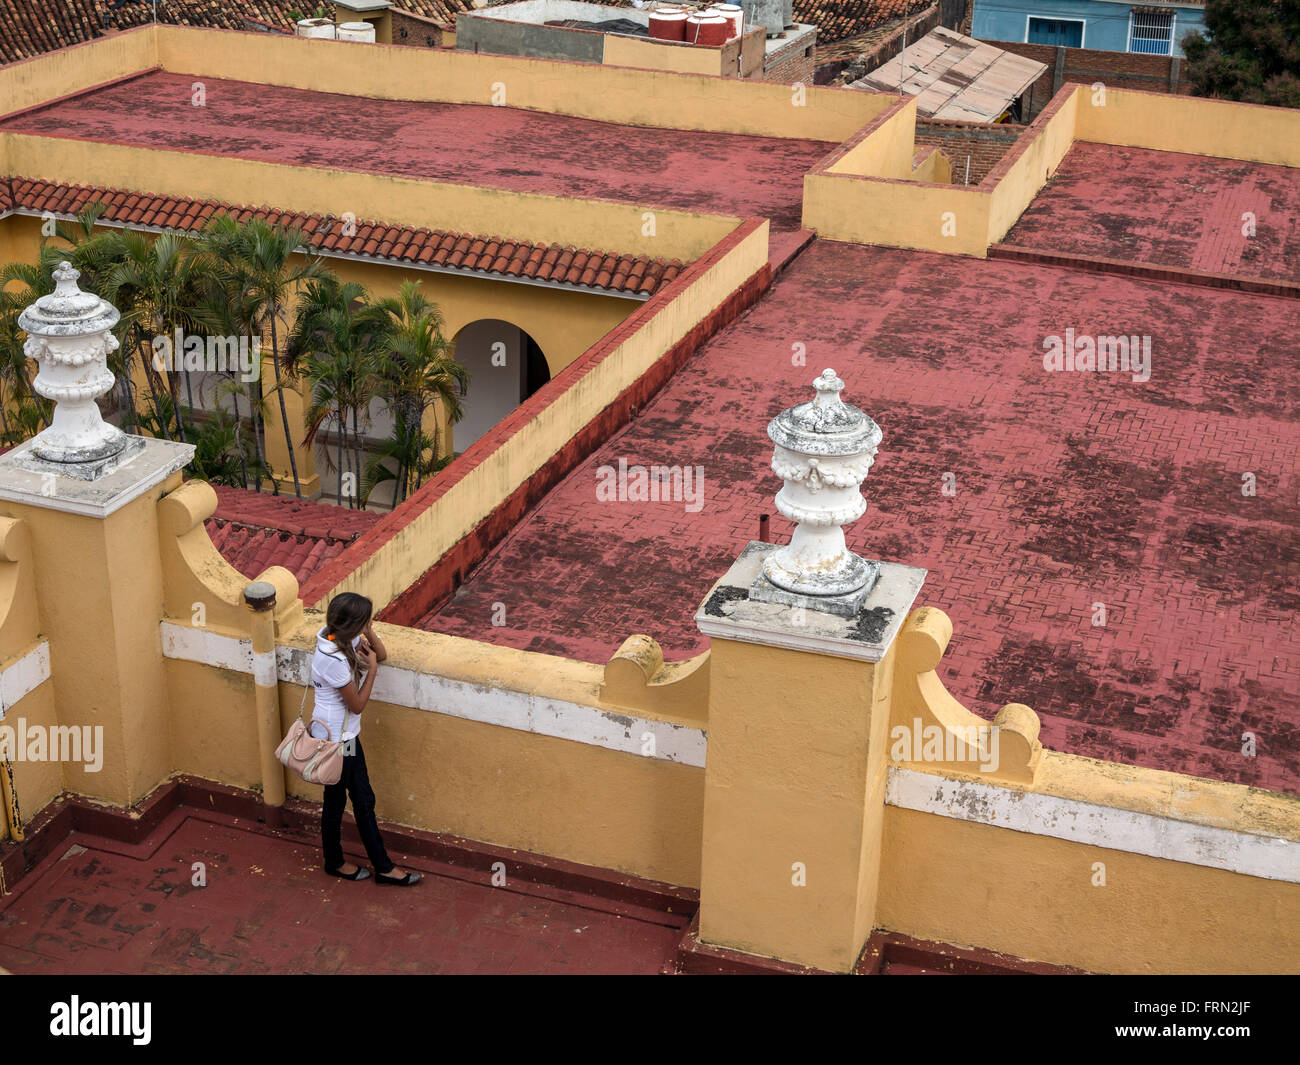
[708,3,743,39]
[685,12,728,45]
[649,10,688,40]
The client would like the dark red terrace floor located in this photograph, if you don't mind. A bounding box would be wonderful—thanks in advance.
[0,808,683,974]
[420,239,1300,794]
[0,71,835,232]
[1003,142,1300,283]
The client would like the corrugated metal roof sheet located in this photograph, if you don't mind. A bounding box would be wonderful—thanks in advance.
[853,26,1047,122]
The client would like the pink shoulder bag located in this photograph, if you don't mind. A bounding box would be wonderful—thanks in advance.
[276,682,347,786]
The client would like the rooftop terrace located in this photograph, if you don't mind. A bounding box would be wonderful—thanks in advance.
[0,801,685,974]
[1002,142,1300,285]
[417,238,1300,794]
[0,71,835,232]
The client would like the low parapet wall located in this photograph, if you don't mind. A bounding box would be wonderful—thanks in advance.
[160,613,710,887]
[154,24,885,141]
[0,132,738,265]
[0,30,158,121]
[882,758,1300,974]
[803,81,1300,257]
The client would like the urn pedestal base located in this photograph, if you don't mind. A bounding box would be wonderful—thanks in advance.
[21,433,145,482]
[749,555,880,619]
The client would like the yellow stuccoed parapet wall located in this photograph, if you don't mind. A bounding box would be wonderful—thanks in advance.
[694,542,928,972]
[0,440,191,807]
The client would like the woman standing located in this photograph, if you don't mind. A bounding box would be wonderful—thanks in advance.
[310,592,421,886]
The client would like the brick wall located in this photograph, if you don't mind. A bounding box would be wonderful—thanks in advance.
[391,7,448,48]
[862,5,939,71]
[913,118,1023,185]
[759,35,817,84]
[988,40,1190,120]
[938,0,967,31]
[241,18,290,34]
[815,5,939,85]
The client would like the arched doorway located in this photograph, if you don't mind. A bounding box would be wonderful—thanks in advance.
[451,319,550,454]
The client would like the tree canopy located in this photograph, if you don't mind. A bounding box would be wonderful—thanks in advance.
[1183,0,1300,108]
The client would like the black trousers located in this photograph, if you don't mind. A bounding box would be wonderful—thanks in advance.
[322,738,395,874]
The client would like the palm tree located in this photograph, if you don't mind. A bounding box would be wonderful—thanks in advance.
[197,216,268,490]
[97,229,215,443]
[190,408,269,487]
[288,275,386,508]
[208,218,326,497]
[371,280,469,503]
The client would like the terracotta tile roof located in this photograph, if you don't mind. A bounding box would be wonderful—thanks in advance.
[204,484,383,585]
[0,1,476,66]
[814,17,911,64]
[6,177,682,296]
[793,0,934,44]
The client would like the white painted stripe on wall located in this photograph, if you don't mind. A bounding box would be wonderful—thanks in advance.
[886,766,1300,885]
[163,622,707,767]
[161,623,253,675]
[252,651,277,688]
[0,641,51,720]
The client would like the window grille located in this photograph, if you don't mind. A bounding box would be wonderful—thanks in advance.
[1130,8,1175,55]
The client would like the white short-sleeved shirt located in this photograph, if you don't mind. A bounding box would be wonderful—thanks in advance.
[309,628,365,743]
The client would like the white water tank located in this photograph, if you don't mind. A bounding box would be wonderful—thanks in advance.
[296,17,337,38]
[337,21,377,42]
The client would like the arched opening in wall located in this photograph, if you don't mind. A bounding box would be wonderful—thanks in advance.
[452,319,550,455]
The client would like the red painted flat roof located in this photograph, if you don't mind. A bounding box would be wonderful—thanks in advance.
[0,71,835,231]
[417,239,1300,794]
[1002,142,1300,283]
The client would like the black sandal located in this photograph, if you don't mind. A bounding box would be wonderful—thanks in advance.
[375,869,422,886]
[326,865,372,881]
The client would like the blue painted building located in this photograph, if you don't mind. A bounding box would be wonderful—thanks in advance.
[972,0,1205,57]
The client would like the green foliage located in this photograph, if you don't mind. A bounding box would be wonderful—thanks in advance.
[189,410,269,487]
[368,280,469,504]
[1183,0,1300,108]
[1,215,468,513]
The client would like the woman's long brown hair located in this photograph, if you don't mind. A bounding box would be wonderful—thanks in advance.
[325,592,373,687]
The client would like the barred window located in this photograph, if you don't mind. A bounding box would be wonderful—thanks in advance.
[1129,8,1175,55]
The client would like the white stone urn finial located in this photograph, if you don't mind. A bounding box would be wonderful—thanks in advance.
[18,260,129,469]
[751,368,883,616]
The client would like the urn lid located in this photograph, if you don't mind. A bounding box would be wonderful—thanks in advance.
[18,261,120,338]
[767,368,882,456]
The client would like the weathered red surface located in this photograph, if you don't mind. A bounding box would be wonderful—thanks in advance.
[0,71,834,231]
[1004,142,1300,283]
[419,239,1300,793]
[0,810,682,974]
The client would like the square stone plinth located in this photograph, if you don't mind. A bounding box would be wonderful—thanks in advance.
[0,437,194,518]
[695,541,926,662]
